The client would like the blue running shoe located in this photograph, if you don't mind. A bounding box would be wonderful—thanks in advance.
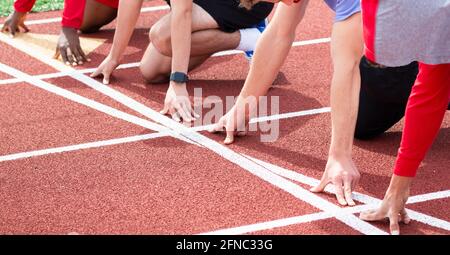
[244,18,268,61]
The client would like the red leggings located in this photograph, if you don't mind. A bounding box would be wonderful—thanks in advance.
[394,63,450,177]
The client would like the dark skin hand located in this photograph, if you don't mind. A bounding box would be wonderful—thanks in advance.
[54,27,90,66]
[1,11,29,37]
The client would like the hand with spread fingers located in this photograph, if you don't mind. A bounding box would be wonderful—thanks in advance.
[1,11,29,38]
[90,55,119,85]
[209,106,248,145]
[310,156,360,206]
[160,82,198,123]
[54,27,90,66]
[359,175,412,235]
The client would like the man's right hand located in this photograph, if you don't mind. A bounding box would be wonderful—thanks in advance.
[1,11,29,38]
[209,106,249,145]
[311,155,360,206]
[90,56,120,84]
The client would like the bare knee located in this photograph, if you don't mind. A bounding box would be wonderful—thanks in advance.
[149,24,172,57]
[139,63,169,84]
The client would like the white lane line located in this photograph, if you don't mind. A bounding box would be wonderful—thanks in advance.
[1,5,170,27]
[140,5,171,13]
[406,210,450,231]
[0,107,328,162]
[202,188,450,235]
[0,133,163,162]
[251,107,330,123]
[0,63,140,85]
[202,204,375,235]
[23,17,62,26]
[0,37,331,85]
[407,190,450,204]
[292,37,331,46]
[245,155,450,231]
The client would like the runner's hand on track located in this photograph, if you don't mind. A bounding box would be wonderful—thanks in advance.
[311,155,360,206]
[160,83,198,123]
[90,55,119,84]
[54,27,89,66]
[1,11,29,38]
[209,107,248,145]
[359,175,412,235]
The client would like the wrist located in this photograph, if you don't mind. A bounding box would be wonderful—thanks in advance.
[328,149,352,159]
[61,26,77,32]
[13,10,27,15]
[106,54,120,64]
[169,81,187,89]
[386,174,413,197]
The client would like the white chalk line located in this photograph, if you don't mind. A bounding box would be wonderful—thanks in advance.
[0,107,329,162]
[201,188,449,235]
[0,132,164,162]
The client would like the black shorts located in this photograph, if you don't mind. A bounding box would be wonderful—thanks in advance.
[355,56,419,140]
[165,0,274,33]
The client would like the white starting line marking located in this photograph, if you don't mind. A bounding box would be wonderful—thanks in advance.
[0,107,329,162]
[202,188,450,235]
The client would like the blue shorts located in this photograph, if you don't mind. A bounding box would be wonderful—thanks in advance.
[323,0,361,22]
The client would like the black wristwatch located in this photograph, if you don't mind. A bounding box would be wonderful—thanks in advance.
[170,72,189,84]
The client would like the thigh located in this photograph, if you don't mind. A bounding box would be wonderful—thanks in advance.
[80,0,118,33]
[151,3,219,37]
[191,3,219,31]
[193,0,274,32]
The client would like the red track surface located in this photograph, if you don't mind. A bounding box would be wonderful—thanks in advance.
[0,0,448,235]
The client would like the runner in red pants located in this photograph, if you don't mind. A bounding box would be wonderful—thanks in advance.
[2,0,119,66]
[358,0,450,235]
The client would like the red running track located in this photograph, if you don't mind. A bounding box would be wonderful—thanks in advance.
[0,0,448,235]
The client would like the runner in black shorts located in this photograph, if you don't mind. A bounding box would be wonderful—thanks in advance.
[93,0,274,122]
[355,56,450,140]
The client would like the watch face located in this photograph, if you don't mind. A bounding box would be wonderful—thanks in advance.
[170,72,188,83]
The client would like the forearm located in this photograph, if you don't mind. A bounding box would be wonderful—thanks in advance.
[13,0,36,13]
[109,0,143,61]
[170,1,192,75]
[329,64,361,156]
[328,14,364,157]
[238,30,293,102]
[236,2,306,106]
